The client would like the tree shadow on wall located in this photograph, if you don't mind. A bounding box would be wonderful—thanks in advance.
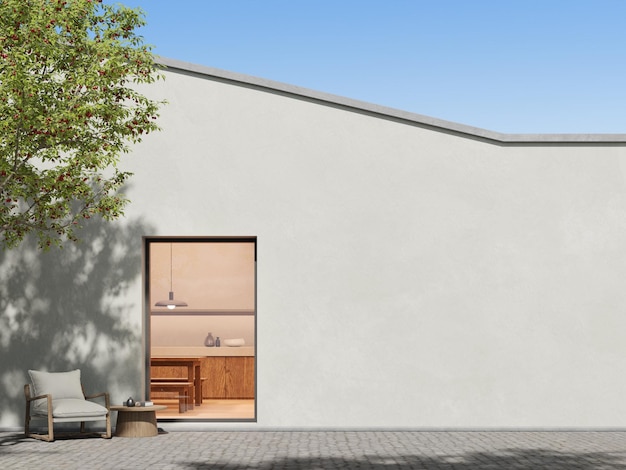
[0,216,155,427]
[182,447,626,470]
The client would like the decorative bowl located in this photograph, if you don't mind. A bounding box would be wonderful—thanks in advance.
[223,338,245,347]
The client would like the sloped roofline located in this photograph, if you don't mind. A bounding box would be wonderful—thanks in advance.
[156,57,626,145]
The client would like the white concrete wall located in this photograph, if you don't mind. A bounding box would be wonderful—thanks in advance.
[3,62,626,429]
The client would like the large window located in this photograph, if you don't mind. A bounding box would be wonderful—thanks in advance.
[143,237,256,421]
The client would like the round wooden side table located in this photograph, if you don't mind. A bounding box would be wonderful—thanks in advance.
[110,405,167,438]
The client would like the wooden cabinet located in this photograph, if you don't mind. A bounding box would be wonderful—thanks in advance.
[203,357,226,398]
[226,356,255,398]
[151,355,255,399]
[201,356,255,399]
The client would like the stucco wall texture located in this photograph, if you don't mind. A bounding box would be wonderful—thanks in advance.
[2,58,626,430]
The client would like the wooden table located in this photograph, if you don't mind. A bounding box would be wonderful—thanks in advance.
[151,357,203,406]
[111,405,167,437]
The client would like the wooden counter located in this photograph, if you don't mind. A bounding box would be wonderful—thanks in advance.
[151,346,254,357]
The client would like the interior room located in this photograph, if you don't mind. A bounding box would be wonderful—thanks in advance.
[146,238,256,421]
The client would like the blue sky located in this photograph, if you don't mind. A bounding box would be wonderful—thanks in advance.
[112,1,626,134]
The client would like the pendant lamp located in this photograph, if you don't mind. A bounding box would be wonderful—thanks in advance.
[155,243,188,309]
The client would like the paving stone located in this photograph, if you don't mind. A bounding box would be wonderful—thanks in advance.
[2,430,626,469]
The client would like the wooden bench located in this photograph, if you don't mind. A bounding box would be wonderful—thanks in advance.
[151,377,207,405]
[150,381,193,413]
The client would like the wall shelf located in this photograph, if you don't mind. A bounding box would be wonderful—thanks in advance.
[151,309,255,316]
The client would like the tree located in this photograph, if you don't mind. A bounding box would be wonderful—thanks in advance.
[0,0,163,249]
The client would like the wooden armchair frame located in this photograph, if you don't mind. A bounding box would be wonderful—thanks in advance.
[24,384,111,442]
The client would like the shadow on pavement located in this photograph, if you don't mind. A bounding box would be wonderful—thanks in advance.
[182,447,626,469]
[0,433,30,447]
[2,431,626,469]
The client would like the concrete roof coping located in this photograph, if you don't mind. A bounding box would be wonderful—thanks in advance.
[156,56,626,145]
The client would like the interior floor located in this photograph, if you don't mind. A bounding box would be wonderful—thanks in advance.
[154,399,255,420]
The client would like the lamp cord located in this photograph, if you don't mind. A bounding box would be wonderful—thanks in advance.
[170,243,173,292]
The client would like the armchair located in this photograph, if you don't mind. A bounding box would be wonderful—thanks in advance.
[24,369,111,442]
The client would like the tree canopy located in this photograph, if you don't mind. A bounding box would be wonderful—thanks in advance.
[0,0,163,249]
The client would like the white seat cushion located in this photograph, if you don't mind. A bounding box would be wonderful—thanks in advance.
[48,398,108,418]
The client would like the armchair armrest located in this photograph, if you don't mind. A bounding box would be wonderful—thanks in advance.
[24,384,51,404]
[26,392,51,403]
[84,391,110,409]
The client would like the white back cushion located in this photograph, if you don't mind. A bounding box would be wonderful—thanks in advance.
[28,369,84,400]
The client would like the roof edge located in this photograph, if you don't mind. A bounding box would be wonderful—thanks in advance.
[155,56,626,145]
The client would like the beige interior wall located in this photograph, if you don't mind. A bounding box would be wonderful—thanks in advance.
[150,242,255,311]
[149,241,255,347]
[151,315,255,347]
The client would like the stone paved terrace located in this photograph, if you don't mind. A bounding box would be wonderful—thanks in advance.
[2,430,626,469]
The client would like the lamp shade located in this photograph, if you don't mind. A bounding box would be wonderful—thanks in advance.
[155,291,188,309]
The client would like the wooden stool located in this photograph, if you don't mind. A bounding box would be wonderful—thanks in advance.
[150,382,193,413]
[151,377,207,405]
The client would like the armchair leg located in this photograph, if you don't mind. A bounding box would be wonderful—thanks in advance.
[80,416,110,439]
[24,400,31,439]
[24,401,54,442]
[28,432,54,442]
[103,413,112,439]
[47,398,54,442]
[25,412,54,442]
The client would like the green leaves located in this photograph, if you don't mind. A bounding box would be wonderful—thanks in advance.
[0,0,164,249]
